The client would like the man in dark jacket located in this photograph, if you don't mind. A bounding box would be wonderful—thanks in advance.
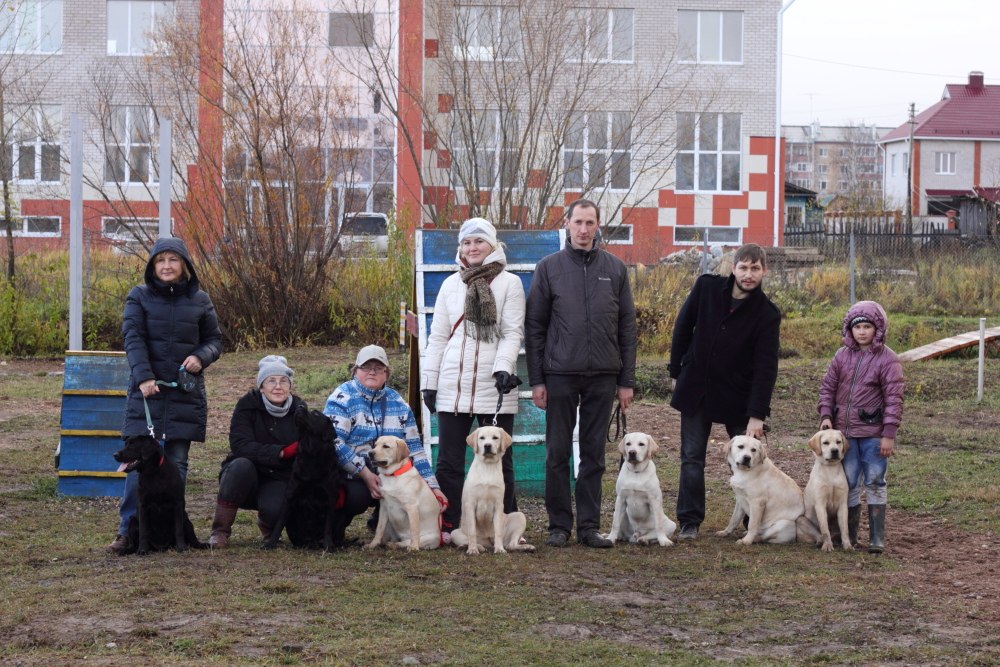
[525,199,637,549]
[669,243,781,540]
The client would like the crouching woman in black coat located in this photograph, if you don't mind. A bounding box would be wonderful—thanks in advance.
[208,355,307,548]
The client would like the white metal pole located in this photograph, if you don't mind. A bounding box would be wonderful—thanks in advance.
[69,114,83,351]
[977,317,986,402]
[158,119,172,238]
[774,0,799,247]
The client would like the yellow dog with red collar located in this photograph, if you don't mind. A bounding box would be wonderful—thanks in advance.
[366,436,444,551]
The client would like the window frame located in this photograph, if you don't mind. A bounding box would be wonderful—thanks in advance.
[567,7,634,64]
[106,0,175,56]
[10,215,61,237]
[328,11,374,48]
[451,109,521,191]
[104,105,158,185]
[101,215,164,242]
[602,223,633,244]
[934,151,956,175]
[0,0,63,53]
[4,105,61,183]
[677,9,742,65]
[674,225,741,246]
[675,111,742,193]
[562,110,632,191]
[453,5,522,61]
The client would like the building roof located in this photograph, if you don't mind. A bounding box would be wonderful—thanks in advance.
[783,124,892,143]
[784,181,817,197]
[924,187,1000,204]
[881,72,1000,142]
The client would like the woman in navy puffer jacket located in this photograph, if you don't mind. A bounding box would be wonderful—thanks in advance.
[108,237,223,554]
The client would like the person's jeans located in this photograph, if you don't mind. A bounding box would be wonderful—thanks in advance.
[843,436,888,506]
[118,439,191,535]
[676,407,746,529]
[435,412,517,530]
[543,373,617,536]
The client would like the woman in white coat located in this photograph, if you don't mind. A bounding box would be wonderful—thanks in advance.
[422,217,525,540]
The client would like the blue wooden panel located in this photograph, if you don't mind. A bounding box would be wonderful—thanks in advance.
[58,476,125,498]
[419,229,563,266]
[421,230,460,263]
[60,394,126,431]
[63,353,129,391]
[59,435,125,472]
[429,442,552,498]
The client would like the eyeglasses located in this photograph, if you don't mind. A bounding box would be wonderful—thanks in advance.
[262,377,291,388]
[358,363,387,374]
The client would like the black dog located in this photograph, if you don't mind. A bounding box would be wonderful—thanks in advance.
[263,407,347,552]
[113,435,206,556]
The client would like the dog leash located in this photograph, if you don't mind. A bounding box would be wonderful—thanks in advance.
[607,401,627,443]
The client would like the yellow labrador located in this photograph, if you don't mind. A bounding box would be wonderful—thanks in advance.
[365,436,441,551]
[450,426,535,555]
[717,436,821,546]
[602,433,676,546]
[804,429,853,552]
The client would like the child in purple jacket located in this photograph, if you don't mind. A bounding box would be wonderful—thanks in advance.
[818,301,904,554]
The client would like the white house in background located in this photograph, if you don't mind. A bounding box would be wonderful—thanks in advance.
[881,71,1000,227]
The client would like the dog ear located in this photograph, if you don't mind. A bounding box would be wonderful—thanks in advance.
[500,428,512,451]
[807,432,823,456]
[647,436,659,457]
[466,429,478,449]
[617,437,627,455]
[393,437,409,463]
[758,439,769,460]
[839,432,849,454]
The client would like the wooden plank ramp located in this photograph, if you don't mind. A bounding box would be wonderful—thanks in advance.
[898,327,1000,362]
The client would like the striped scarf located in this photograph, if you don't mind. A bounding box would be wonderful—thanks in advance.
[460,261,504,342]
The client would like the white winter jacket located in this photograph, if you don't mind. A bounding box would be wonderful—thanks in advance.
[422,245,525,415]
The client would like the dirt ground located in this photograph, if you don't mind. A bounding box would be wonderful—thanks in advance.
[2,353,999,663]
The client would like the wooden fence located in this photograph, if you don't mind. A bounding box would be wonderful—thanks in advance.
[785,212,961,258]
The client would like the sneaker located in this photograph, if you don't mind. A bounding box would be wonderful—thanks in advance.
[578,531,613,549]
[106,534,127,555]
[545,530,570,548]
[677,524,699,540]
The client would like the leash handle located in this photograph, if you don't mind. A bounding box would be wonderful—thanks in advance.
[142,396,156,438]
[607,401,627,443]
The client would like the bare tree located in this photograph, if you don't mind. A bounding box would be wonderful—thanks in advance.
[829,122,888,214]
[0,1,57,281]
[340,0,723,230]
[83,1,386,346]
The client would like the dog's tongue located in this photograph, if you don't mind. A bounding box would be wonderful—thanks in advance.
[116,462,129,473]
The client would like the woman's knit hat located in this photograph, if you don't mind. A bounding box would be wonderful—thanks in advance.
[257,355,294,387]
[458,217,498,249]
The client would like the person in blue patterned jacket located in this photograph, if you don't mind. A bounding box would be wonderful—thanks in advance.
[323,345,446,534]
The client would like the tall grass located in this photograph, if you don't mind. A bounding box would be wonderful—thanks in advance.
[4,244,997,357]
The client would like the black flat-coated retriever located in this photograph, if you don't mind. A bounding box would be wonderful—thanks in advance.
[113,435,206,556]
[263,407,347,552]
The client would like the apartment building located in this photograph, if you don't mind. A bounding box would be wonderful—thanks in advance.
[783,123,891,207]
[401,0,785,262]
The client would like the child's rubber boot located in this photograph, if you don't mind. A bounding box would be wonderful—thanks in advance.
[867,504,886,554]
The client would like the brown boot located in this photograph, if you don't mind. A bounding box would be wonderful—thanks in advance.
[209,500,239,549]
[106,533,128,555]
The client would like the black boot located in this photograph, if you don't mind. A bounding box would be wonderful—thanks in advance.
[847,505,861,549]
[868,504,886,554]
[258,519,273,542]
[209,500,239,549]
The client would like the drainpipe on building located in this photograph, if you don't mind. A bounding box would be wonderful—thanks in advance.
[774,0,799,247]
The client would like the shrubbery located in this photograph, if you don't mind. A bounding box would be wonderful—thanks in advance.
[2,243,997,358]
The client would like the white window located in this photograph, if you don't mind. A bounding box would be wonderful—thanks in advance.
[794,162,810,172]
[674,226,741,245]
[329,12,373,48]
[107,0,174,55]
[603,223,632,244]
[676,112,741,192]
[454,5,521,60]
[890,154,897,176]
[104,105,158,184]
[861,146,876,157]
[935,151,956,175]
[793,146,807,157]
[3,105,60,183]
[839,148,848,157]
[819,180,828,190]
[837,180,848,190]
[10,215,60,237]
[337,117,394,214]
[793,178,810,188]
[567,8,633,63]
[818,164,828,174]
[678,10,742,64]
[101,216,162,241]
[839,165,849,175]
[0,0,62,53]
[452,110,519,190]
[563,111,632,190]
[819,148,828,157]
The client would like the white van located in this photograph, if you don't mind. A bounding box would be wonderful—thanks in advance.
[338,212,389,257]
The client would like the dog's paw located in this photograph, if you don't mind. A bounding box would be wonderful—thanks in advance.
[493,546,507,555]
[175,544,189,553]
[715,529,731,537]
[362,541,379,550]
[737,536,754,546]
[136,548,149,556]
[820,540,834,552]
[659,537,675,547]
[842,542,855,552]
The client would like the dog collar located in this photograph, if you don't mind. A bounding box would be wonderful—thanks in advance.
[389,459,413,476]
[159,455,165,466]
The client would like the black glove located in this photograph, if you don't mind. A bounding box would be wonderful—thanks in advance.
[493,371,523,395]
[422,389,437,414]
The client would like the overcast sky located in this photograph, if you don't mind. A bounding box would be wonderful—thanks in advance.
[780,0,1000,130]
